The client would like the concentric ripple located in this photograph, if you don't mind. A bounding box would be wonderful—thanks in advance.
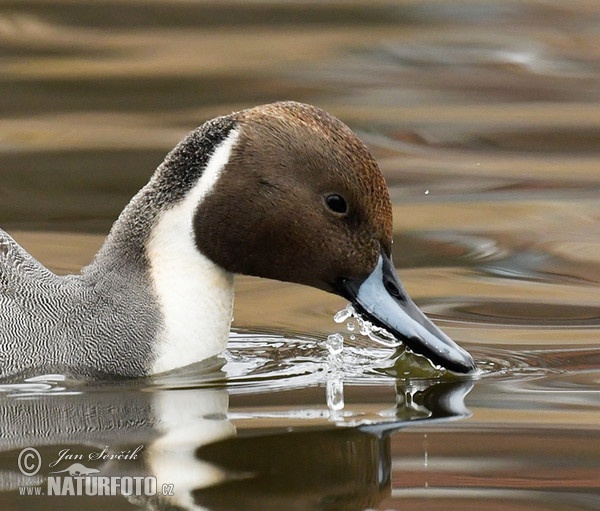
[221,330,573,390]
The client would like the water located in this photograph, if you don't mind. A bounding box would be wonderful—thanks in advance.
[1,1,600,509]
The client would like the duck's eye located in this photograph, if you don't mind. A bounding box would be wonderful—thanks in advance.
[325,194,348,215]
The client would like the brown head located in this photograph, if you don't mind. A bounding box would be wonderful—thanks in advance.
[194,101,393,293]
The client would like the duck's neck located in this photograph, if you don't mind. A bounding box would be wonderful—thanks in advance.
[90,114,239,270]
[143,138,238,372]
[146,217,235,373]
[83,119,240,375]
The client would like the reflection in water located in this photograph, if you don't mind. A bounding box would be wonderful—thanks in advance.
[0,360,472,511]
[191,428,390,511]
[2,0,600,510]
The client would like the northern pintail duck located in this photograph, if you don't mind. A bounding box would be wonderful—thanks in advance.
[0,101,476,378]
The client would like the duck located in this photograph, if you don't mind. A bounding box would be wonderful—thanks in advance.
[0,101,476,379]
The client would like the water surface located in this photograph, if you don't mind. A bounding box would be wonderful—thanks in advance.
[0,1,599,510]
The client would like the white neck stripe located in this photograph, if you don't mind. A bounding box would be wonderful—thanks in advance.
[147,129,239,374]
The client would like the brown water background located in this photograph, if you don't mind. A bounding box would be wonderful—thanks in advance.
[0,1,599,510]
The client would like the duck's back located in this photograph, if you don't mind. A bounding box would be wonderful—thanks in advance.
[0,229,159,378]
[0,229,66,319]
[0,230,80,374]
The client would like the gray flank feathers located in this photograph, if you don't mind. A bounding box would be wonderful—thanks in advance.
[0,116,237,379]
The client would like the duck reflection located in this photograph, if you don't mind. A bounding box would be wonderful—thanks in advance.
[0,364,472,511]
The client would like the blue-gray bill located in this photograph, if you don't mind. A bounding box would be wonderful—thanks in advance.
[339,251,477,374]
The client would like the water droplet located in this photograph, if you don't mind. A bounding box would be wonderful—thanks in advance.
[424,433,429,489]
[359,321,370,336]
[326,333,344,355]
[424,189,430,195]
[326,374,344,412]
[332,303,401,348]
[333,304,354,324]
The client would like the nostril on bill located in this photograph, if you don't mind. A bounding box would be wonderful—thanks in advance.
[383,277,406,302]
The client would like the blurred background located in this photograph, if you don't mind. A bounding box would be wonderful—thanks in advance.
[0,2,599,510]
[2,0,599,233]
[2,0,599,337]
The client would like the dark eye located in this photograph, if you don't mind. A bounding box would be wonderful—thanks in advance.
[325,194,348,215]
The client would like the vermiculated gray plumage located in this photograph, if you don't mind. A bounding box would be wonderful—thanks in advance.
[0,116,236,379]
[0,227,158,378]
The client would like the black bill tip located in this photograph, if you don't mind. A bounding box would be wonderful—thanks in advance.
[337,251,477,374]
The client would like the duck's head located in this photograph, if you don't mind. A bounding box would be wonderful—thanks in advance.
[179,101,475,373]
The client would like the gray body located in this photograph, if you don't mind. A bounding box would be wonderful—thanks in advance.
[0,116,235,379]
[0,228,157,378]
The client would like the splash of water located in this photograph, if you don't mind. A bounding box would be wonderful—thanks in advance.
[325,333,344,356]
[326,372,345,414]
[325,334,345,418]
[334,303,402,348]
[330,303,446,379]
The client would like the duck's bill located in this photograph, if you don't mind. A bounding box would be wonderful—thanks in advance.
[338,251,476,374]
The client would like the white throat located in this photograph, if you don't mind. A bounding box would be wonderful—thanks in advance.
[147,129,239,374]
